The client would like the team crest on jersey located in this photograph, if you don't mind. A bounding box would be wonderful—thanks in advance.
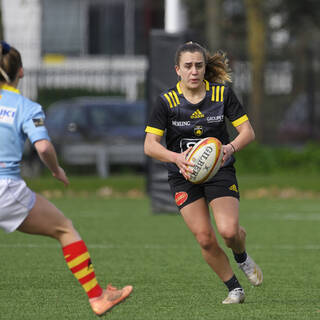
[194,125,203,137]
[0,106,16,124]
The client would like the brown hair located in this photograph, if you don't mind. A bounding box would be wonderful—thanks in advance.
[175,41,232,84]
[0,42,23,83]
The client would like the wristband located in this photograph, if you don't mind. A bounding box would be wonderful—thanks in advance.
[229,143,236,153]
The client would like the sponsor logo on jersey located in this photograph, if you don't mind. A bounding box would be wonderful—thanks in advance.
[207,115,224,123]
[175,191,188,206]
[229,184,238,193]
[172,120,191,127]
[32,118,45,127]
[0,106,16,124]
[190,109,204,119]
[194,125,203,137]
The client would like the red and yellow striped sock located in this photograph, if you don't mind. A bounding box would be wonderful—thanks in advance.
[63,240,103,299]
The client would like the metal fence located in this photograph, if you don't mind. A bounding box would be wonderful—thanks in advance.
[20,56,148,102]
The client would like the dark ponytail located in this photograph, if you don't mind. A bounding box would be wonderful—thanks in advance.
[0,41,22,83]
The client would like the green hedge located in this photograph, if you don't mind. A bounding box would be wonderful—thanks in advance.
[235,142,320,173]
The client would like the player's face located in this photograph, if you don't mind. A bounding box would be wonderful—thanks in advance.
[175,51,205,90]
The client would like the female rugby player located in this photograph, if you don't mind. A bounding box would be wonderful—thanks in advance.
[144,42,263,304]
[0,41,132,316]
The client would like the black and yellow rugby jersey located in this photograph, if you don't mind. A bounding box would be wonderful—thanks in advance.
[145,80,249,175]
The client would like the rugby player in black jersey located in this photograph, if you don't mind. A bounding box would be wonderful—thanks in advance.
[144,42,263,304]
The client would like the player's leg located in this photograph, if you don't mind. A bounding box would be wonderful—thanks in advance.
[210,196,244,251]
[210,196,263,286]
[181,198,234,281]
[18,193,132,315]
[180,198,244,303]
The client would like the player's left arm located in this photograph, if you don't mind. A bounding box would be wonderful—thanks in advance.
[222,120,255,163]
[229,120,255,152]
[222,86,255,161]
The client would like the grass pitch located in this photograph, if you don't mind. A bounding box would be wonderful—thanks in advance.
[0,180,319,319]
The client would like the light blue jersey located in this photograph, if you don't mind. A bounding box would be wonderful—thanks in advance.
[0,84,50,179]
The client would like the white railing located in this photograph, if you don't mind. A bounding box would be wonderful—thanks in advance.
[19,55,148,101]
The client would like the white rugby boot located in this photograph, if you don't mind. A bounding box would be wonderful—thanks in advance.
[238,255,263,286]
[222,288,245,304]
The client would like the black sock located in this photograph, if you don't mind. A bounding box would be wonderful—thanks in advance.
[224,275,242,292]
[233,250,247,264]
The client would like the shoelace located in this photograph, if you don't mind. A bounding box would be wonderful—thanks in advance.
[229,288,243,297]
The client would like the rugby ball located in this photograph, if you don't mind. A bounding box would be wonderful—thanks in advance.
[185,137,223,184]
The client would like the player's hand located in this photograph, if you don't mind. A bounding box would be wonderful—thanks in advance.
[174,147,194,180]
[221,144,234,165]
[52,166,70,187]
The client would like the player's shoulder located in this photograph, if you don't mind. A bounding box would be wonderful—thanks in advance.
[21,95,43,113]
[206,80,232,91]
[159,83,181,108]
[204,80,231,103]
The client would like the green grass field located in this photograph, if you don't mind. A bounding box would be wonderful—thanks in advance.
[0,174,319,319]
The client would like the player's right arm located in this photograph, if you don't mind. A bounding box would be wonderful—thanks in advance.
[144,95,192,179]
[144,133,192,179]
[34,139,69,186]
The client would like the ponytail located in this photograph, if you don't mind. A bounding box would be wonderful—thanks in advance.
[0,41,11,82]
[0,41,22,83]
[205,50,232,84]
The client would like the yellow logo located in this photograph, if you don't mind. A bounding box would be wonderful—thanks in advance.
[190,109,204,119]
[194,125,203,137]
[229,184,238,193]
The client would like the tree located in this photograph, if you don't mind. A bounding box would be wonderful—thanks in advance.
[244,0,266,141]
[205,0,222,51]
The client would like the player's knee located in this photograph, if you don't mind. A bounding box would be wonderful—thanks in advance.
[195,231,216,251]
[218,227,238,244]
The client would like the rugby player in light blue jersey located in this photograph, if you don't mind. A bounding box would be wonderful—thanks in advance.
[0,41,132,316]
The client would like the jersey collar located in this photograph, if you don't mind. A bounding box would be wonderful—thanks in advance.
[0,84,21,94]
[176,80,210,95]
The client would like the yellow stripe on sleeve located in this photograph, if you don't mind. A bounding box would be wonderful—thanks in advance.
[168,92,176,107]
[83,278,99,293]
[67,252,90,269]
[164,93,173,108]
[145,126,164,136]
[216,86,220,102]
[172,90,180,105]
[211,86,215,101]
[220,86,225,101]
[232,114,249,127]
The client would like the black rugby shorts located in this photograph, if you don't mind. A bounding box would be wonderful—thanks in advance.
[168,166,240,210]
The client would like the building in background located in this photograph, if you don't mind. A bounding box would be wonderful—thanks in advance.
[1,0,164,100]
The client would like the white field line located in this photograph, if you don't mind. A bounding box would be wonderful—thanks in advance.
[0,243,319,250]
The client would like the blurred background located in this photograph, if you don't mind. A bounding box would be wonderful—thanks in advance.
[1,0,319,211]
